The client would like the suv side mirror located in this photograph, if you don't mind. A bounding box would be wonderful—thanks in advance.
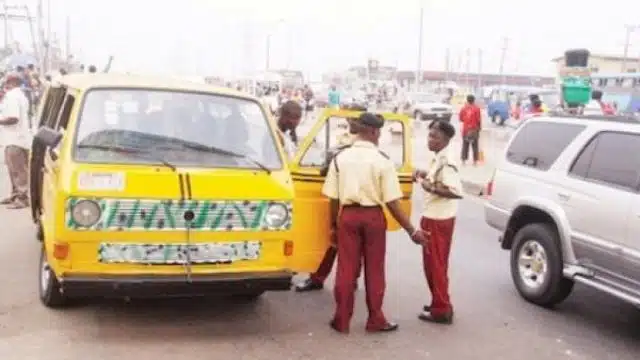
[34,126,62,148]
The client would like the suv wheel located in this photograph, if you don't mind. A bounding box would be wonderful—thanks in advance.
[510,223,574,308]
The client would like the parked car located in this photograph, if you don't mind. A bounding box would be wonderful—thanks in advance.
[395,92,452,121]
[485,114,640,310]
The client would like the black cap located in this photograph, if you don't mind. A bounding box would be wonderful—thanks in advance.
[358,112,384,129]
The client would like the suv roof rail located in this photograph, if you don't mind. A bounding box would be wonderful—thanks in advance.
[546,111,640,124]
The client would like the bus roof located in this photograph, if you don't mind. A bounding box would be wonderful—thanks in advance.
[53,73,255,100]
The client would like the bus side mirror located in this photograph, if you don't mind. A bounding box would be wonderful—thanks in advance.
[34,126,62,148]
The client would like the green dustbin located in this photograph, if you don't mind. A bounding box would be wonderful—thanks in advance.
[562,77,592,106]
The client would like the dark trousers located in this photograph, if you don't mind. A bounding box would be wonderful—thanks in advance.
[461,132,479,162]
[310,247,336,283]
[4,145,29,200]
[420,217,456,317]
[333,206,388,332]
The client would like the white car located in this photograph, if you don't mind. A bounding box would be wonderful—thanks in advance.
[397,93,453,121]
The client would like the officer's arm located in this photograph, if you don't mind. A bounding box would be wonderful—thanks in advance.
[381,163,417,236]
[427,165,463,199]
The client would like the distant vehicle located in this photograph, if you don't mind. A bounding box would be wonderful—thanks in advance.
[484,86,559,125]
[395,92,452,121]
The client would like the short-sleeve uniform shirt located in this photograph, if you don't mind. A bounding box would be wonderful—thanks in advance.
[322,140,402,206]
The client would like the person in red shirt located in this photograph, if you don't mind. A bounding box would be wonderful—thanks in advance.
[458,95,481,166]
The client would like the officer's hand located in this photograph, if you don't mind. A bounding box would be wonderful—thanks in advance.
[413,169,427,182]
[411,229,429,247]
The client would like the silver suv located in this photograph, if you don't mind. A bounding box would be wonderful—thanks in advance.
[485,114,640,309]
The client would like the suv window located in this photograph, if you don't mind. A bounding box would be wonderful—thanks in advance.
[569,131,640,190]
[506,121,586,170]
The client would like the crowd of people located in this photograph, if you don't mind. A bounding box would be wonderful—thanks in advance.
[0,62,101,210]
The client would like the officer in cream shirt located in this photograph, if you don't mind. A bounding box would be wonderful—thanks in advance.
[0,72,32,209]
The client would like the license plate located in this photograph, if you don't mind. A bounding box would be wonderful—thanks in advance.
[98,241,261,264]
[436,114,443,118]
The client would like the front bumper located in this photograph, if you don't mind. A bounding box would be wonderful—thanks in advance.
[58,270,293,298]
[419,113,452,121]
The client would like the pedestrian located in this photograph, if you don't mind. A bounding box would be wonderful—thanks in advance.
[583,90,615,115]
[413,119,462,325]
[458,94,481,166]
[275,100,302,158]
[322,112,427,334]
[328,85,341,110]
[0,72,32,209]
[294,112,365,293]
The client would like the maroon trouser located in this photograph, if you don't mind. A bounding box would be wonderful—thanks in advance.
[420,216,456,317]
[333,206,388,332]
[309,246,337,283]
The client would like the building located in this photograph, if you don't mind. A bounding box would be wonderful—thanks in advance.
[551,54,640,74]
[396,71,555,88]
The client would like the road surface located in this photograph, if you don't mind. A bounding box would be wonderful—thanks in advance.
[0,179,638,359]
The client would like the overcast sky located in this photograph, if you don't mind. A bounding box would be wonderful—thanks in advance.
[8,0,640,79]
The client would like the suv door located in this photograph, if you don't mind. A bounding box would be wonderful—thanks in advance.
[288,108,413,272]
[564,131,640,276]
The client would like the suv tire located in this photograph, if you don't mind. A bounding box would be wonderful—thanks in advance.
[510,223,574,308]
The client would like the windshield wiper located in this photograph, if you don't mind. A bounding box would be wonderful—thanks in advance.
[163,143,271,174]
[77,144,177,171]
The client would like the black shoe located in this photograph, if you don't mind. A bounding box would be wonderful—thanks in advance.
[366,322,399,333]
[295,278,323,292]
[418,312,453,325]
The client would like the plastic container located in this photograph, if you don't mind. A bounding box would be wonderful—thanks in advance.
[562,77,591,105]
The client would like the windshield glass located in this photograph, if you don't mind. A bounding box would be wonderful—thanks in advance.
[413,93,443,103]
[73,89,282,169]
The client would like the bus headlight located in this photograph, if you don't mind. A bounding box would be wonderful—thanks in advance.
[71,200,102,227]
[264,203,289,228]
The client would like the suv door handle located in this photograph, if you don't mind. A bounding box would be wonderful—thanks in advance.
[558,192,571,201]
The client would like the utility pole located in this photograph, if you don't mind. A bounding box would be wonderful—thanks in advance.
[477,48,483,89]
[444,48,450,83]
[265,34,271,71]
[464,48,471,90]
[622,25,640,72]
[65,15,70,61]
[498,36,509,85]
[415,4,424,92]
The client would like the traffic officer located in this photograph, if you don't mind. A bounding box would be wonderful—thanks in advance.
[322,112,427,334]
[295,104,367,292]
[414,120,462,325]
[294,115,362,292]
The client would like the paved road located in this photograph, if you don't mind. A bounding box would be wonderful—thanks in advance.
[0,181,638,359]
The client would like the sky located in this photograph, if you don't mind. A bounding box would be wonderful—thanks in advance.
[7,0,640,79]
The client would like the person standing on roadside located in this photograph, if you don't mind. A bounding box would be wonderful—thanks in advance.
[0,72,32,209]
[458,94,481,166]
[413,120,462,325]
[322,112,427,334]
[328,85,341,110]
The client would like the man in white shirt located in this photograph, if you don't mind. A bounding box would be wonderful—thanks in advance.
[0,72,31,209]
